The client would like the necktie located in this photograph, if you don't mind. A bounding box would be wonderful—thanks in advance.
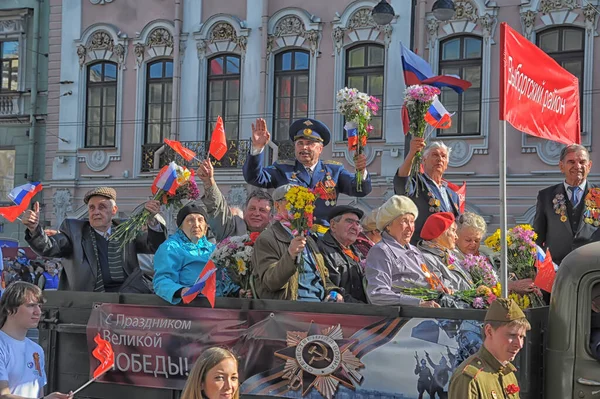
[567,186,580,207]
[306,168,313,177]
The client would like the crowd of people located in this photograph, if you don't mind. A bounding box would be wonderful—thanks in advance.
[0,116,597,398]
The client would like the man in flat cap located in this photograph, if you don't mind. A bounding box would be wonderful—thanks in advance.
[22,187,165,292]
[252,184,342,302]
[317,205,368,303]
[449,298,531,398]
[242,118,371,230]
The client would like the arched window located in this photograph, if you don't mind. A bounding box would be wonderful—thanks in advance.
[345,44,384,139]
[438,36,482,136]
[537,27,584,110]
[273,50,309,141]
[145,59,173,144]
[85,61,117,147]
[207,54,241,140]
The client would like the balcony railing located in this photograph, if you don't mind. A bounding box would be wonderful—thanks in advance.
[141,140,252,172]
[269,140,295,164]
[0,93,21,116]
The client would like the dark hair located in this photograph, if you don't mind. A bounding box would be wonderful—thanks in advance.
[244,190,273,211]
[0,282,44,328]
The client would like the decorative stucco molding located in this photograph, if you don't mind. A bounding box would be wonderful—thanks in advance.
[519,0,598,165]
[426,0,498,168]
[52,189,73,228]
[132,21,175,67]
[75,24,128,69]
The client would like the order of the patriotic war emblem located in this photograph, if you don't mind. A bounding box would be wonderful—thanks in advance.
[274,322,364,399]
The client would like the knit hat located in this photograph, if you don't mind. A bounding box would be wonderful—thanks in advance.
[376,195,419,231]
[84,187,117,204]
[485,298,527,322]
[176,202,208,227]
[420,212,455,241]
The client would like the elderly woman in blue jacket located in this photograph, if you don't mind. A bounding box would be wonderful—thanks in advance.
[154,203,216,304]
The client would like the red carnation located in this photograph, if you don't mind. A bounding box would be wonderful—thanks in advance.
[505,384,520,395]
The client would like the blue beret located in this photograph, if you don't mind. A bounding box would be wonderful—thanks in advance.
[289,118,331,146]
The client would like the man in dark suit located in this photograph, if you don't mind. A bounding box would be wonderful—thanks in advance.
[22,187,166,292]
[533,144,598,265]
[242,117,371,228]
[394,137,460,244]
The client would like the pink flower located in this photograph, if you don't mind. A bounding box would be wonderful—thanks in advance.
[473,297,485,309]
[366,125,374,133]
[486,293,497,305]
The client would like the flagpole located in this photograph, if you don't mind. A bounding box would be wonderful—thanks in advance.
[499,119,508,298]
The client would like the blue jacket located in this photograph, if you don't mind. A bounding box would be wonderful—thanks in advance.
[153,229,215,304]
[242,151,372,225]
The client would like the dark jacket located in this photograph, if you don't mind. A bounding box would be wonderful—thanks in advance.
[533,182,600,264]
[25,219,166,292]
[317,231,367,303]
[394,173,460,245]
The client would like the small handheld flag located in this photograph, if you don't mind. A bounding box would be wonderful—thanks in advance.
[0,182,43,222]
[209,116,228,161]
[151,162,180,196]
[425,99,452,129]
[182,260,217,307]
[535,248,557,293]
[74,333,115,395]
[164,139,197,162]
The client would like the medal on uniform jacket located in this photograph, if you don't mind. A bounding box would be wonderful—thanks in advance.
[553,193,567,223]
[584,187,600,226]
[314,180,336,206]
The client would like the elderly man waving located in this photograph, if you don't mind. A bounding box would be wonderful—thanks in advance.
[394,137,460,244]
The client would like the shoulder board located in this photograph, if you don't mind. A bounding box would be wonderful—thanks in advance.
[275,159,295,166]
[324,160,342,165]
[463,365,482,379]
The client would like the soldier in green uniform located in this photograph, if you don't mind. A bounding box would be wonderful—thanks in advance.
[448,298,531,399]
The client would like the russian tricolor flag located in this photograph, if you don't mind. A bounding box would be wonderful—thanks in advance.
[151,162,180,196]
[182,260,217,307]
[400,43,472,94]
[0,182,43,222]
[425,98,453,129]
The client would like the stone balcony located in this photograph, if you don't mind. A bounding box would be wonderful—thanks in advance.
[0,93,21,116]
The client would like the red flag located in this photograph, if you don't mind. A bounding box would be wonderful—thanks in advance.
[209,116,228,161]
[445,180,467,213]
[164,139,196,162]
[0,183,43,222]
[182,260,217,307]
[500,23,580,145]
[402,105,410,135]
[92,333,114,378]
[534,249,556,293]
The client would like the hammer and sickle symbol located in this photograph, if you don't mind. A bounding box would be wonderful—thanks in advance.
[308,342,331,365]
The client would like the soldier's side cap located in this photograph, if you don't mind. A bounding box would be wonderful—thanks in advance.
[84,187,117,204]
[289,118,331,146]
[272,184,296,202]
[328,205,364,222]
[484,298,527,322]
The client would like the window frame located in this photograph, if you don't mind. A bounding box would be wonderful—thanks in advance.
[344,43,385,140]
[84,61,118,148]
[0,40,19,93]
[272,49,310,142]
[437,35,483,137]
[144,59,173,144]
[206,53,241,141]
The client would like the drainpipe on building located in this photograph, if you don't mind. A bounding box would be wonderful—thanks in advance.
[259,0,269,116]
[27,0,41,181]
[170,0,182,140]
[417,0,427,55]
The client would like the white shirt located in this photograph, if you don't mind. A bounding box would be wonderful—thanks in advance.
[0,330,47,398]
[563,180,586,204]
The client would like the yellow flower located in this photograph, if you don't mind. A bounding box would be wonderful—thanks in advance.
[176,168,191,184]
[236,258,247,275]
[305,205,315,213]
[492,283,502,297]
[477,285,492,296]
[285,203,292,211]
[293,212,301,219]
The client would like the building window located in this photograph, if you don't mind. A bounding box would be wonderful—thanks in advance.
[85,62,117,147]
[0,149,15,201]
[145,60,173,144]
[345,44,384,140]
[0,41,18,92]
[537,27,584,112]
[207,54,240,140]
[273,50,309,141]
[438,36,482,136]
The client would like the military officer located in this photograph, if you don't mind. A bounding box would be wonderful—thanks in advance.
[449,298,531,399]
[242,117,372,228]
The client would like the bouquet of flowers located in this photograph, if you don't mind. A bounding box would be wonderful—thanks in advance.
[392,283,501,309]
[211,232,259,297]
[276,186,317,269]
[336,87,380,192]
[460,254,498,287]
[403,85,441,195]
[484,224,545,308]
[110,161,200,247]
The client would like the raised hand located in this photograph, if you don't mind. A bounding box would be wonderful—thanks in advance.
[251,118,271,150]
[354,153,367,172]
[144,200,161,218]
[288,236,307,258]
[409,137,426,156]
[22,201,40,232]
[197,159,215,187]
